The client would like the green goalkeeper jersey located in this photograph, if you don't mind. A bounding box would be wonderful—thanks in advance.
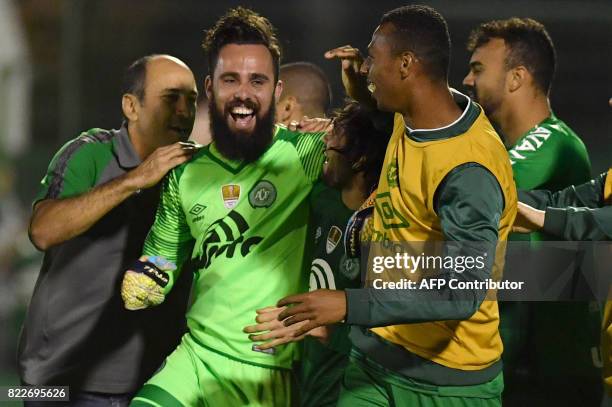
[142,125,325,370]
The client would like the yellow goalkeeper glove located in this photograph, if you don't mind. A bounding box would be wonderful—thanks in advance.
[121,255,175,310]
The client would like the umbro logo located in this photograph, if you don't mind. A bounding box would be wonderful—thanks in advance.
[189,204,207,216]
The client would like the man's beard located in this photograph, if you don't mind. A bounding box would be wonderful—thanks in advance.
[464,86,477,102]
[209,95,276,163]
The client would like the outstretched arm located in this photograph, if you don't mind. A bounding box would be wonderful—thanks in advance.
[30,142,193,250]
[276,164,504,336]
[515,169,612,240]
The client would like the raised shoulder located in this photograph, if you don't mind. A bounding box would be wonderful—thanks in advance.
[274,125,326,183]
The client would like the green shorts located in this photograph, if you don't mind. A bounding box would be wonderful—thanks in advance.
[131,334,292,407]
[338,350,503,407]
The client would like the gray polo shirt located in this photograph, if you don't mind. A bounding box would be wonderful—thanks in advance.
[18,125,191,394]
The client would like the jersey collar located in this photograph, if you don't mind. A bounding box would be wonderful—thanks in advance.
[404,89,481,142]
[113,124,142,169]
[508,112,558,151]
[206,142,247,173]
[206,126,283,173]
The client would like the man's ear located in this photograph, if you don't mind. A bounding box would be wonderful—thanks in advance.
[122,94,139,122]
[399,52,416,79]
[276,96,297,124]
[204,75,213,100]
[274,79,284,101]
[508,66,527,93]
[352,156,367,172]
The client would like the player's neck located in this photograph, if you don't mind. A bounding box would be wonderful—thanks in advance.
[341,173,368,211]
[401,85,462,130]
[500,95,551,147]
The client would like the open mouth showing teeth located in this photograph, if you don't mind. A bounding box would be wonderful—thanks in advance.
[230,106,255,120]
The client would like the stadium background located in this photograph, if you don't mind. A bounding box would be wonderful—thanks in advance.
[0,0,610,404]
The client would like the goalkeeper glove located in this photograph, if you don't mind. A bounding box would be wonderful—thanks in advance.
[121,255,175,310]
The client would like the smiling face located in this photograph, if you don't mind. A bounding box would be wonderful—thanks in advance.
[133,56,198,146]
[361,23,406,113]
[205,44,282,162]
[463,38,508,119]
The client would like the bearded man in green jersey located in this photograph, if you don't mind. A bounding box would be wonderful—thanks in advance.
[464,18,599,406]
[121,8,326,407]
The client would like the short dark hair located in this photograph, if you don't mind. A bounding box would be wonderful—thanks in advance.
[380,5,451,81]
[122,55,160,121]
[333,100,390,191]
[279,62,332,115]
[203,7,281,81]
[122,55,156,102]
[467,17,556,94]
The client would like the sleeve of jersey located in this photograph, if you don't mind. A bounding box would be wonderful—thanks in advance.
[519,171,608,210]
[295,132,326,184]
[345,164,503,326]
[543,205,612,241]
[34,139,98,205]
[142,169,194,294]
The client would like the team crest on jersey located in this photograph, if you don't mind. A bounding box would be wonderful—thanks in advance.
[248,180,277,208]
[326,226,343,254]
[340,255,360,281]
[221,184,241,209]
[314,226,322,243]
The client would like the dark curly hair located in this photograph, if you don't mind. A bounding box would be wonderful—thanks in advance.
[332,100,390,192]
[203,7,281,81]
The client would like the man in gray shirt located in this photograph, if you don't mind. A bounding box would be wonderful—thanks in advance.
[19,54,198,406]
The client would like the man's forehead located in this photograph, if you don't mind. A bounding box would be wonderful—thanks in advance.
[147,56,189,74]
[145,58,195,90]
[215,44,274,75]
[473,38,507,60]
[368,24,393,52]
